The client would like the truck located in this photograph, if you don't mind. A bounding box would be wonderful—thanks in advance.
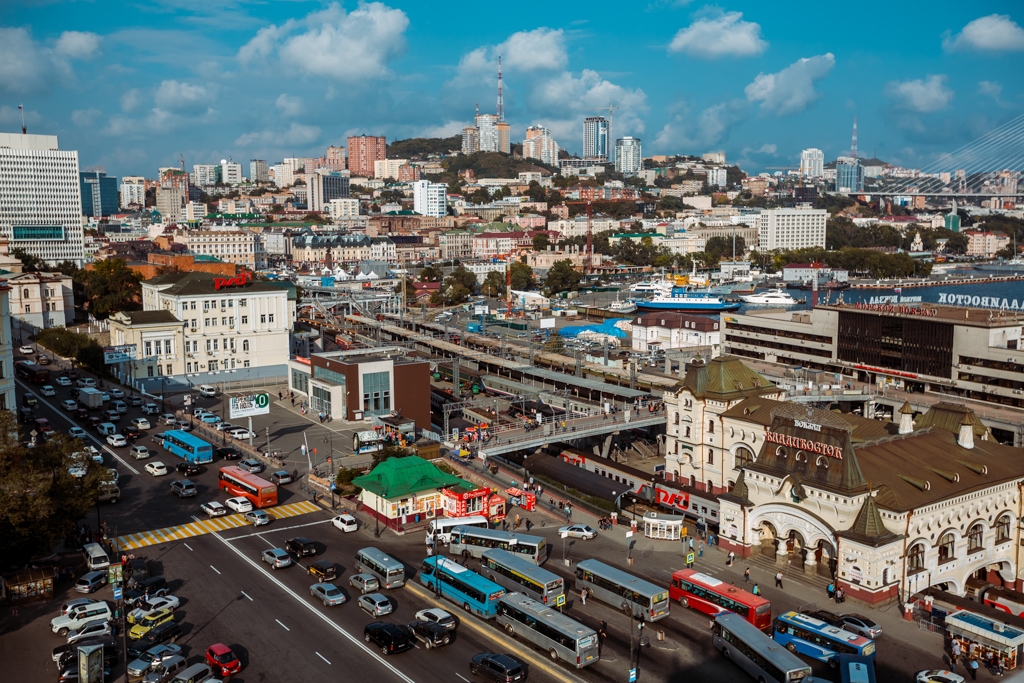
[78,387,103,410]
[466,322,482,333]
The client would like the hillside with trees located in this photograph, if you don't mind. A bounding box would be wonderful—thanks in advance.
[442,152,556,181]
[386,136,461,158]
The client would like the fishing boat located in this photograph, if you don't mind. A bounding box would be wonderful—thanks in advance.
[636,287,741,312]
[738,289,800,305]
[604,295,637,314]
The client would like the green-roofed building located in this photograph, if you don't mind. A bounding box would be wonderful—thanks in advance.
[352,456,465,533]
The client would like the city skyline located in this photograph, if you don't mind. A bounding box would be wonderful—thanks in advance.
[1,1,1022,178]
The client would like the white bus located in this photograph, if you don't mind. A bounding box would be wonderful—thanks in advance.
[450,526,547,564]
[482,549,565,606]
[426,515,489,545]
[497,593,600,669]
[355,547,405,588]
[574,559,669,622]
[713,612,813,683]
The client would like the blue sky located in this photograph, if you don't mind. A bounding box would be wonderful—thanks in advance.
[2,1,1022,179]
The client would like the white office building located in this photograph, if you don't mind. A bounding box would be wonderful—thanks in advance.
[754,206,827,251]
[328,198,361,220]
[120,176,146,208]
[221,160,243,184]
[0,133,85,266]
[249,160,269,183]
[614,137,643,176]
[707,168,728,188]
[193,164,220,187]
[799,148,825,178]
[413,180,447,218]
[583,116,608,160]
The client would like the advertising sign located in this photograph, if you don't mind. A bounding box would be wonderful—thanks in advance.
[539,318,556,329]
[78,644,103,683]
[103,344,137,364]
[229,393,271,419]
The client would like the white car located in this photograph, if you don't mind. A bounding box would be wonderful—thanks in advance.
[213,422,237,432]
[68,427,87,439]
[916,671,965,683]
[415,608,457,631]
[201,501,228,517]
[106,434,128,448]
[61,400,78,411]
[41,385,56,397]
[332,513,358,532]
[145,462,168,476]
[18,345,34,354]
[558,524,598,540]
[109,389,125,399]
[76,378,97,388]
[142,403,160,415]
[229,428,254,440]
[225,497,253,513]
[55,376,72,387]
[131,418,151,430]
[161,414,177,425]
[127,596,180,624]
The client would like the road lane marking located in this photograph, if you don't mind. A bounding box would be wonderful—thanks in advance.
[184,543,192,551]
[210,565,221,575]
[240,591,253,601]
[223,518,332,541]
[208,529,417,683]
[276,619,290,631]
[456,675,470,683]
[316,652,331,665]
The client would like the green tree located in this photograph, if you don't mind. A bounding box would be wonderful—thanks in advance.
[705,236,746,261]
[395,278,417,300]
[419,265,444,282]
[509,261,536,291]
[481,271,506,297]
[945,232,969,255]
[0,414,105,569]
[371,444,413,467]
[75,258,143,319]
[10,248,46,272]
[544,259,582,294]
[430,283,471,306]
[532,233,551,251]
[446,266,477,293]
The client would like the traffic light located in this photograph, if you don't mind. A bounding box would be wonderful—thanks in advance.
[327,457,332,464]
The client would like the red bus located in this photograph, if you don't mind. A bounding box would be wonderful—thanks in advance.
[218,466,278,508]
[670,569,772,632]
[15,361,49,384]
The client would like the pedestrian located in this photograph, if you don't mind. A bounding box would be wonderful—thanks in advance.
[597,621,608,656]
[688,537,694,550]
[727,551,735,566]
[580,587,587,606]
[514,513,521,529]
[292,468,299,481]
[291,397,295,406]
[536,484,543,498]
[949,655,957,673]
[952,639,962,659]
[827,582,835,601]
[744,568,751,583]
[835,587,844,604]
[774,571,784,589]
[752,583,761,596]
[969,657,979,680]
[278,391,283,400]
[698,542,704,558]
[525,519,533,531]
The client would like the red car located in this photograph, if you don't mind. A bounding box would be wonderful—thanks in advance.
[206,643,241,677]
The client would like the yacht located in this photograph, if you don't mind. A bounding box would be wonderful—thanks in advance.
[628,280,671,294]
[738,289,800,305]
[636,288,741,312]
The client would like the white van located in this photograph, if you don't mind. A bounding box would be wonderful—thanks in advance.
[198,385,216,398]
[51,601,112,636]
[82,542,110,571]
[425,515,489,545]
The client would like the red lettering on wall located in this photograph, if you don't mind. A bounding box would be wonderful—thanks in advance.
[214,272,252,290]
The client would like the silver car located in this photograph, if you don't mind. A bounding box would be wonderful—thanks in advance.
[261,548,292,569]
[357,593,393,617]
[67,619,112,644]
[310,582,347,606]
[126,644,183,678]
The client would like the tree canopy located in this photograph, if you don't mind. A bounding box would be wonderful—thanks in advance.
[386,136,461,158]
[509,262,536,291]
[481,271,506,297]
[75,258,143,319]
[544,260,582,294]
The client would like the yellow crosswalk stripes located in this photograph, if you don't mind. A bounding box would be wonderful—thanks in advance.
[117,500,323,550]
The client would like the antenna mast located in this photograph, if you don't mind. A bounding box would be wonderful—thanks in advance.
[850,116,858,159]
[19,104,26,134]
[496,55,504,122]
[179,154,185,171]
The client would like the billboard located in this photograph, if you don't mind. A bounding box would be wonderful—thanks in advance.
[103,344,137,364]
[539,318,556,329]
[229,393,271,419]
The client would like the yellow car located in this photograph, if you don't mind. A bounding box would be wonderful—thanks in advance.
[128,608,175,640]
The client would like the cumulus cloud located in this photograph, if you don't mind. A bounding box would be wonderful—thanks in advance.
[155,80,215,110]
[417,120,466,138]
[668,11,767,58]
[528,69,648,145]
[978,80,1002,98]
[0,27,100,93]
[235,122,322,148]
[744,53,835,115]
[276,94,303,117]
[454,27,567,86]
[239,2,409,82]
[654,99,749,150]
[120,89,143,112]
[55,31,101,59]
[72,108,102,127]
[944,14,1024,52]
[885,75,954,113]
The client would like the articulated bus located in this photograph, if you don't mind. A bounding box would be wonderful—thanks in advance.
[218,466,278,508]
[420,556,505,619]
[15,361,49,384]
[773,611,876,665]
[450,526,546,564]
[481,549,565,606]
[163,430,214,463]
[670,569,772,631]
[574,559,670,622]
[497,593,599,669]
[712,613,812,683]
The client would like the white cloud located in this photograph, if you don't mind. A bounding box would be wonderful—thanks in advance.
[155,80,215,110]
[454,28,567,85]
[0,104,42,127]
[120,89,143,112]
[417,120,466,138]
[978,81,1002,98]
[528,69,648,145]
[885,75,954,113]
[944,14,1024,52]
[235,122,322,148]
[669,11,767,58]
[239,2,409,82]
[55,31,101,60]
[744,53,835,115]
[655,100,748,150]
[72,108,102,127]
[276,94,303,117]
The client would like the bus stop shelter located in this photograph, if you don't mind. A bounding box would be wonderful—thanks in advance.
[945,610,1024,670]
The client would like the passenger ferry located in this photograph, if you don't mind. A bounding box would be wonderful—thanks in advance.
[636,288,741,312]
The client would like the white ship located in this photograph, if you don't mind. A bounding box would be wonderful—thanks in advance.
[738,289,800,306]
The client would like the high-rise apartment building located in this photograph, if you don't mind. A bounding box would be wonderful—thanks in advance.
[835,157,864,192]
[309,171,351,212]
[799,148,825,178]
[120,176,146,209]
[325,146,346,171]
[193,164,221,187]
[221,160,243,184]
[156,185,185,221]
[476,114,500,153]
[495,122,511,155]
[706,167,728,188]
[614,137,643,176]
[583,116,608,160]
[347,135,386,177]
[413,180,447,218]
[249,160,269,183]
[373,159,408,180]
[328,198,361,220]
[80,171,118,218]
[755,206,828,251]
[462,126,480,154]
[0,133,85,266]
[523,126,560,165]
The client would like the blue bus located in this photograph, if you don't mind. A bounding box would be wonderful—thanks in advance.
[773,612,876,665]
[419,556,505,619]
[163,430,214,463]
[837,654,877,683]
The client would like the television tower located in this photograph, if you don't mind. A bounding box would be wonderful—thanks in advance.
[850,116,858,159]
[496,55,504,122]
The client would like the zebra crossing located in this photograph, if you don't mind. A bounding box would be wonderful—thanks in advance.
[117,500,321,550]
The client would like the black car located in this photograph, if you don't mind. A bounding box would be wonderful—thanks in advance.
[216,447,241,460]
[286,537,317,557]
[18,407,34,423]
[470,653,526,682]
[364,622,413,655]
[74,407,89,420]
[176,462,201,476]
[123,576,169,606]
[121,426,141,439]
[408,620,452,649]
[57,639,119,671]
[70,388,80,400]
[23,394,38,407]
[126,621,183,658]
[802,609,845,628]
[308,560,337,581]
